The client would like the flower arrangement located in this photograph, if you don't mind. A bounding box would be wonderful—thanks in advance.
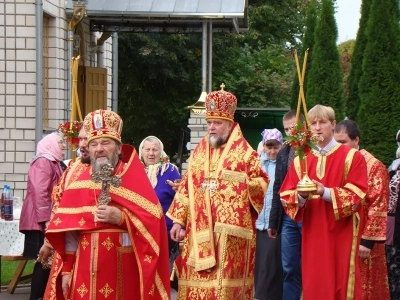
[285,122,319,160]
[58,121,82,145]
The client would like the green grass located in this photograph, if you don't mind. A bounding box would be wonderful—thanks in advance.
[1,260,34,285]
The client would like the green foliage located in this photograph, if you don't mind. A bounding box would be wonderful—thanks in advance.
[346,0,372,119]
[118,33,200,155]
[305,0,344,120]
[117,2,312,155]
[338,39,356,100]
[291,0,319,109]
[356,0,400,165]
[247,0,310,46]
[212,41,294,108]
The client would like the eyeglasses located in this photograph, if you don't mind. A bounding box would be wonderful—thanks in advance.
[57,140,66,145]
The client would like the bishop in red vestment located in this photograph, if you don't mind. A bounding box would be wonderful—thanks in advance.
[167,86,268,300]
[280,105,368,300]
[44,110,170,300]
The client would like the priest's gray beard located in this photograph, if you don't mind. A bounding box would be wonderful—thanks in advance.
[91,148,119,172]
[209,131,230,148]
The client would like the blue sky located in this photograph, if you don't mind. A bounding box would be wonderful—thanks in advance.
[335,0,362,43]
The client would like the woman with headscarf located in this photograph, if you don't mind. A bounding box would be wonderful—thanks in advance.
[19,132,66,300]
[139,136,182,252]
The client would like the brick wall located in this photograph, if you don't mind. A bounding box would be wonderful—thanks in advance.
[0,0,113,199]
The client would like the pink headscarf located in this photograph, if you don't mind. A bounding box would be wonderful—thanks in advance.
[35,132,64,162]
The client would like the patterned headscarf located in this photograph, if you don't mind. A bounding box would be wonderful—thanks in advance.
[139,136,170,188]
[261,128,283,145]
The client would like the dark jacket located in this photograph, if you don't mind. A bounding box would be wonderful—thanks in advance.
[268,144,291,234]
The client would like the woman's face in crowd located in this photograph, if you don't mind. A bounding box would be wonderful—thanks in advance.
[142,141,161,166]
[56,136,67,158]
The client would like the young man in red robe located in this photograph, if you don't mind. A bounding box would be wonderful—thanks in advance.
[43,109,170,300]
[334,119,390,300]
[280,104,368,300]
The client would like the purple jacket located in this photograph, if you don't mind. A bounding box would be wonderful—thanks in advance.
[19,157,63,233]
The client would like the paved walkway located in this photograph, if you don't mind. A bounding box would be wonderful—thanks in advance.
[0,286,178,299]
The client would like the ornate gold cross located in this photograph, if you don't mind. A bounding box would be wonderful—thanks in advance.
[91,164,122,205]
[220,83,225,91]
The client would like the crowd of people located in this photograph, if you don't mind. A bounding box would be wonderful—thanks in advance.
[18,87,400,300]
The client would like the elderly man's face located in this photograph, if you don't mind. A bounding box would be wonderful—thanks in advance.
[88,137,121,171]
[207,119,233,148]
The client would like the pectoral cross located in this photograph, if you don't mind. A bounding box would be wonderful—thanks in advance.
[91,164,122,205]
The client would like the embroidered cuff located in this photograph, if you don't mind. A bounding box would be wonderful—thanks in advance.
[62,252,76,273]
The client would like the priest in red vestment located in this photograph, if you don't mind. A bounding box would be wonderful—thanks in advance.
[334,120,390,300]
[167,85,269,300]
[280,105,368,300]
[44,109,170,300]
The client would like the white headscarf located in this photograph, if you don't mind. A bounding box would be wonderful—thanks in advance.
[139,136,170,188]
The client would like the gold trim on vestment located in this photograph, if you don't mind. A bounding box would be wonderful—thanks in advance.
[294,156,302,179]
[124,216,145,299]
[117,246,133,299]
[124,210,160,256]
[155,271,169,299]
[360,235,386,241]
[343,148,357,183]
[82,229,127,234]
[331,188,340,220]
[221,170,247,182]
[344,182,366,200]
[280,190,293,197]
[178,277,254,288]
[346,212,360,300]
[214,222,253,240]
[368,211,387,217]
[66,180,162,219]
[91,233,99,299]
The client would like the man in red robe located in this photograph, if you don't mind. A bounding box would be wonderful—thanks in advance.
[167,85,269,299]
[334,120,390,300]
[44,109,170,300]
[280,105,368,300]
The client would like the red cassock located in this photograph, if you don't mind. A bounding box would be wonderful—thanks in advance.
[280,144,368,300]
[358,149,390,300]
[44,145,170,300]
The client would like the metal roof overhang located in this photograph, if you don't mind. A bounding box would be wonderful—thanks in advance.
[66,0,248,33]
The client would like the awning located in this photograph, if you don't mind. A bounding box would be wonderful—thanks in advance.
[66,0,248,33]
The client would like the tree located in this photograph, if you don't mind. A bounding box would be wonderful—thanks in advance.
[356,0,400,165]
[118,33,201,155]
[346,0,372,119]
[291,0,319,109]
[305,0,344,119]
[338,39,355,100]
[117,1,312,156]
